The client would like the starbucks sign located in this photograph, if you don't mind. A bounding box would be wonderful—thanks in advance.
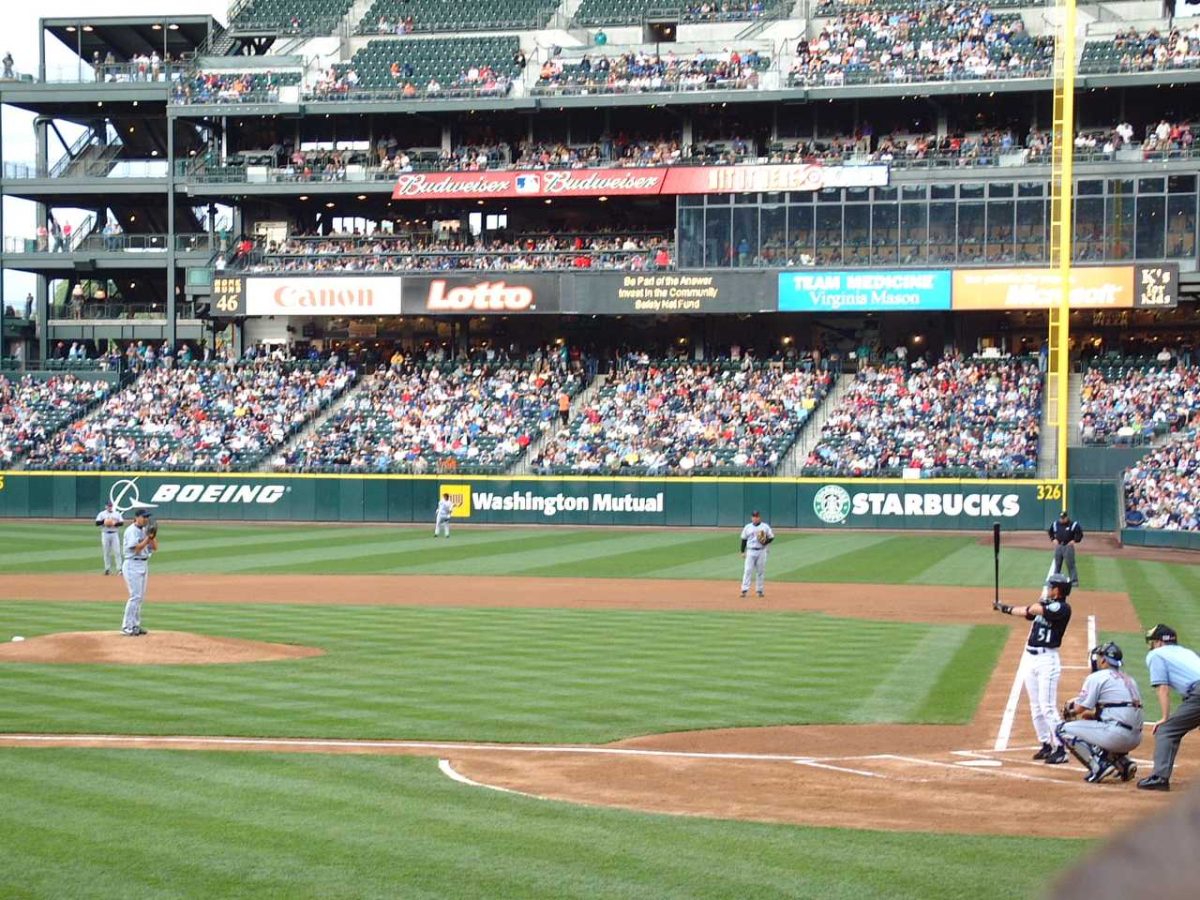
[813,485,853,524]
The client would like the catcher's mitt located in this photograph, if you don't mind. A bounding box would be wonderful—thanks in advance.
[1060,701,1078,722]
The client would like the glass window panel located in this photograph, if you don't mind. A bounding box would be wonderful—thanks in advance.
[960,184,985,199]
[900,202,928,264]
[732,206,758,267]
[988,183,1015,198]
[986,200,1015,263]
[815,205,843,265]
[734,192,757,205]
[1018,182,1045,197]
[902,184,927,200]
[1016,199,1047,263]
[1076,180,1103,196]
[931,184,956,200]
[788,191,813,204]
[760,205,787,266]
[958,203,985,263]
[704,206,731,267]
[1074,197,1105,262]
[788,204,814,261]
[844,204,870,267]
[1106,193,1134,260]
[929,198,957,264]
[818,188,842,203]
[1168,175,1196,194]
[706,193,730,205]
[1135,194,1166,259]
[1166,194,1196,258]
[872,201,900,265]
[1108,178,1135,197]
[874,186,898,201]
[1138,178,1165,194]
[679,194,703,207]
[678,206,704,268]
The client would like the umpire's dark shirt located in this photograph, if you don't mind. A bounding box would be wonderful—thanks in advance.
[1048,520,1082,544]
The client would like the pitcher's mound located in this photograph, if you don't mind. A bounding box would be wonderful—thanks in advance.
[0,631,324,665]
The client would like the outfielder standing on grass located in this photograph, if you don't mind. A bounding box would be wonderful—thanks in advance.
[1136,624,1200,792]
[434,493,454,538]
[994,572,1074,764]
[94,501,123,575]
[120,509,157,637]
[739,510,774,598]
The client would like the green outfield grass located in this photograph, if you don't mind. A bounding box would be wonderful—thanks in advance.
[2,523,1193,899]
[0,748,1081,900]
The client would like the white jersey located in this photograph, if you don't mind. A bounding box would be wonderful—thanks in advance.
[123,522,154,563]
[740,521,774,551]
[436,499,454,520]
[95,508,124,533]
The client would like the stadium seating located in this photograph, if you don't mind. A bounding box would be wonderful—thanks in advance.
[531,361,834,476]
[814,0,1024,11]
[1123,437,1200,530]
[0,374,111,466]
[358,0,558,34]
[574,0,787,26]
[27,361,356,472]
[535,48,770,95]
[1080,27,1200,74]
[803,356,1043,478]
[230,0,355,33]
[282,361,583,474]
[333,37,521,95]
[1079,361,1200,445]
[174,72,302,104]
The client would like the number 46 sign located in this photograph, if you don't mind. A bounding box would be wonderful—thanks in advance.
[212,277,245,315]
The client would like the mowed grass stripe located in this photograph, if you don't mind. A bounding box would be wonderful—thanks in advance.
[848,626,970,723]
[914,624,1009,721]
[0,748,1085,900]
[0,602,987,742]
[382,528,659,575]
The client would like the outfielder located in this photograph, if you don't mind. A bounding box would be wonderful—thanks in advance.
[95,502,124,575]
[739,510,774,598]
[994,572,1074,764]
[120,509,157,637]
[1057,642,1143,784]
[434,493,454,538]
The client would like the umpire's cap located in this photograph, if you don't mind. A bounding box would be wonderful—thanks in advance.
[1145,624,1178,644]
[1059,510,1070,519]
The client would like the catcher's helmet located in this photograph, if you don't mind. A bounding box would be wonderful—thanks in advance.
[1045,573,1072,597]
[1089,641,1123,672]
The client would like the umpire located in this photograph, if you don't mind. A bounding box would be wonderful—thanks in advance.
[1048,510,1083,587]
[1137,624,1200,792]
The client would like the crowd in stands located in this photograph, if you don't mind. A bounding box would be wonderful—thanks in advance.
[804,355,1042,477]
[173,71,299,103]
[310,62,513,99]
[280,355,583,473]
[27,360,356,472]
[1106,25,1200,72]
[536,48,768,94]
[682,1,769,21]
[530,359,833,476]
[1079,361,1200,445]
[0,374,110,466]
[238,232,674,272]
[791,2,1053,86]
[1123,437,1200,531]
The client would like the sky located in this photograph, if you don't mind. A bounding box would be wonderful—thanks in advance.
[2,1,228,302]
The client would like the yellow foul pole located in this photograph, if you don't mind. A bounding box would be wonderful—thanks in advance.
[1048,0,1077,510]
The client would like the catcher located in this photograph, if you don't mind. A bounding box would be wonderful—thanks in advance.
[739,510,775,598]
[1056,641,1144,784]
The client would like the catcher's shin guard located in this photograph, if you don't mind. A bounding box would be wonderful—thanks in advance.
[1055,725,1100,769]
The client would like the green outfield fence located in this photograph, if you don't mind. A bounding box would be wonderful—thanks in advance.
[0,472,1118,531]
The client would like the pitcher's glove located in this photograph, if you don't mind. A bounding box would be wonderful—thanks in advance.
[146,522,158,539]
[1061,701,1079,722]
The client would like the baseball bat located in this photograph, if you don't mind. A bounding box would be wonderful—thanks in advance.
[993,522,1001,607]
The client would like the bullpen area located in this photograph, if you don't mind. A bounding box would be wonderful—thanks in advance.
[1,523,1196,898]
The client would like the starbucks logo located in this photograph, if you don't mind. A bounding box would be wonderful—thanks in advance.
[813,485,852,524]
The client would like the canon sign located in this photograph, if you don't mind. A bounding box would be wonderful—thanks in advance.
[245,277,403,316]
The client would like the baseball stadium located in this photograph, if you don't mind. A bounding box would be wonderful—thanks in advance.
[2,0,1200,896]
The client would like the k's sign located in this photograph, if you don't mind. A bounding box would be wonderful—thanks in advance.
[244,276,403,315]
[778,270,952,312]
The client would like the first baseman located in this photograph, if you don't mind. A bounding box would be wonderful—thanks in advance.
[120,509,157,637]
[1057,642,1143,783]
[739,510,774,598]
[434,493,454,538]
[95,502,124,575]
[994,572,1074,764]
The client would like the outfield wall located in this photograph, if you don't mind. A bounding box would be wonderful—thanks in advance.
[0,472,1118,531]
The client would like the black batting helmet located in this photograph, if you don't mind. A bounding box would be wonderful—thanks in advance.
[1045,573,1072,597]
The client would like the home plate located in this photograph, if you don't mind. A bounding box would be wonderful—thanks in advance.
[957,759,1003,768]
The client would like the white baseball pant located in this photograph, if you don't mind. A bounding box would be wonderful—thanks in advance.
[435,516,451,538]
[741,550,766,593]
[121,561,149,631]
[101,532,121,573]
[1021,648,1062,744]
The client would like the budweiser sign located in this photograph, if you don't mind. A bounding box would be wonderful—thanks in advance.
[245,276,403,316]
[392,164,889,201]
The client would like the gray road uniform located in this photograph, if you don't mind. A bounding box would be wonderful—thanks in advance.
[435,498,454,538]
[1059,668,1144,761]
[121,519,155,635]
[739,517,775,596]
[95,506,124,574]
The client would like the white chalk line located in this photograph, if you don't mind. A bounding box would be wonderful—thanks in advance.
[1087,614,1097,657]
[876,754,1074,785]
[993,648,1026,752]
[793,759,891,779]
[438,759,548,800]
